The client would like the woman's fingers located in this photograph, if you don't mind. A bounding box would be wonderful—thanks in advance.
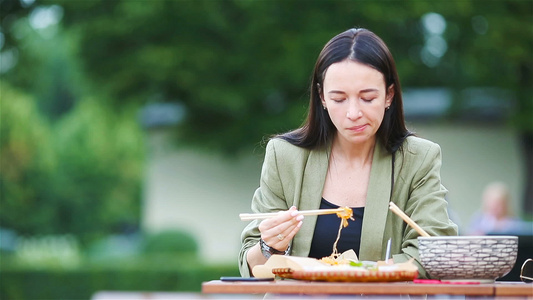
[277,215,303,243]
[258,206,295,230]
[283,219,303,242]
[258,206,304,250]
[262,206,297,226]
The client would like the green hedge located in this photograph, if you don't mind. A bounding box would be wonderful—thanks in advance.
[0,263,240,300]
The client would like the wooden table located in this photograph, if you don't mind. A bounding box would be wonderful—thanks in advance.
[494,282,533,297]
[202,280,532,298]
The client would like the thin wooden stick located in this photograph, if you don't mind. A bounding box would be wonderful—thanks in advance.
[389,202,430,237]
[239,208,345,221]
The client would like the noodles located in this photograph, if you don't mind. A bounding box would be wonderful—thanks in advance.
[336,207,354,228]
[321,206,355,265]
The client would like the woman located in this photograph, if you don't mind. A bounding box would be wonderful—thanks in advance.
[239,28,458,279]
[468,182,529,235]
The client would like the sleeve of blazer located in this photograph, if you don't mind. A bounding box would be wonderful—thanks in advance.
[238,139,290,277]
[391,138,458,278]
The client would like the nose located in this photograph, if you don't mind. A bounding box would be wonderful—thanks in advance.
[346,100,362,119]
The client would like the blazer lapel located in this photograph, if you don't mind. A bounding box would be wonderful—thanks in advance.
[359,142,392,261]
[292,144,330,257]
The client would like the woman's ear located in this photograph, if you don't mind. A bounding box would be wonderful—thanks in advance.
[317,83,326,106]
[386,84,395,107]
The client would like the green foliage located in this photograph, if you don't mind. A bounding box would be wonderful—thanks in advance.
[0,84,144,243]
[0,84,56,234]
[142,230,199,256]
[1,2,145,242]
[50,98,145,243]
[27,0,529,153]
[0,258,239,299]
[1,0,531,244]
[2,5,84,120]
[3,0,532,153]
[14,234,82,269]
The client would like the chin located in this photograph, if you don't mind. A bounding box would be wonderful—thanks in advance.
[343,135,372,145]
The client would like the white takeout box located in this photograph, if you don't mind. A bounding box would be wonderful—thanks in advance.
[253,250,359,278]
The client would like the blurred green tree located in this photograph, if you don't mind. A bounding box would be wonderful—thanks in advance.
[1,0,145,241]
[28,0,430,153]
[1,0,84,119]
[1,0,531,219]
[0,84,56,235]
[50,98,144,243]
[0,84,144,243]
[24,0,529,148]
[41,0,532,211]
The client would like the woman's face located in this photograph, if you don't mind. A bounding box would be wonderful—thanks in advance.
[321,60,393,146]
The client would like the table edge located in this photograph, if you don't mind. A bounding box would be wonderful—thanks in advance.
[201,280,497,296]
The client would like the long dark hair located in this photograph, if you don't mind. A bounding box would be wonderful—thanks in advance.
[278,28,411,153]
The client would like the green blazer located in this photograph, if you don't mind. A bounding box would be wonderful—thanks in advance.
[239,136,458,278]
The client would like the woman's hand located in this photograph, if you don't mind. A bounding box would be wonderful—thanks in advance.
[258,206,304,251]
[246,206,304,275]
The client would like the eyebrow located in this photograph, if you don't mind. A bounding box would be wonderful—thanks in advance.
[328,91,346,95]
[327,88,379,94]
[360,88,379,93]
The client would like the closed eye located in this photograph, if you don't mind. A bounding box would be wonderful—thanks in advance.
[328,90,346,103]
[331,98,345,102]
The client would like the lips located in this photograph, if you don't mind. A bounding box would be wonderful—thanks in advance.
[347,124,368,132]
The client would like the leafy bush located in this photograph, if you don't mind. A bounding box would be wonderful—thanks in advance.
[141,230,199,256]
[0,259,239,300]
[14,234,81,269]
[50,98,145,244]
[0,84,56,235]
[0,84,145,245]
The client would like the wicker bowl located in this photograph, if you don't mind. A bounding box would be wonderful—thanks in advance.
[418,236,518,282]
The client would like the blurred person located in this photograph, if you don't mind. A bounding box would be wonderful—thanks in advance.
[239,28,458,279]
[468,182,531,235]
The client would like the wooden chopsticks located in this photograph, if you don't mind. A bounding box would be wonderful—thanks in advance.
[389,202,430,237]
[241,203,431,238]
[239,208,345,221]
